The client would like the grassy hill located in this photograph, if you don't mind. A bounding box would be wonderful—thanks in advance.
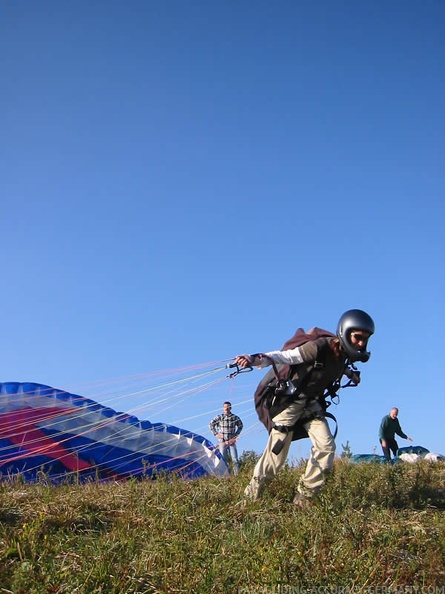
[1,458,444,593]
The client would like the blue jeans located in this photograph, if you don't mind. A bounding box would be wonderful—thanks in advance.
[218,441,240,475]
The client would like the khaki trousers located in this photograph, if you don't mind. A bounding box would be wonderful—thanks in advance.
[244,399,336,501]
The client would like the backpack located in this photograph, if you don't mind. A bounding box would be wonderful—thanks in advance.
[253,327,344,441]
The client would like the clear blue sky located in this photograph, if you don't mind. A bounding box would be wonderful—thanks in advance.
[1,1,444,459]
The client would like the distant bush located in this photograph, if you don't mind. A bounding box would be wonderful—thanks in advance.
[239,449,260,469]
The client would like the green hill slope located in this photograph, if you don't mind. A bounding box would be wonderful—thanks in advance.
[1,460,444,593]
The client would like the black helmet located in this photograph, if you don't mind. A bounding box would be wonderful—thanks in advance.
[337,309,375,362]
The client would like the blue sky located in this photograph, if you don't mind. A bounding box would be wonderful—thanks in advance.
[1,1,444,460]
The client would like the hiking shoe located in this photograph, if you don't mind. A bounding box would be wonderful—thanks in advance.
[293,492,311,509]
[243,478,263,502]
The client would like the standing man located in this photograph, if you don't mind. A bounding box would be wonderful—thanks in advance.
[235,309,375,506]
[379,407,413,461]
[209,402,243,475]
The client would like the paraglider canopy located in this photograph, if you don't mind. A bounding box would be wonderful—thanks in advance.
[0,382,229,482]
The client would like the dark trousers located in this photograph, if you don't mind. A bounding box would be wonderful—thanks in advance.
[380,438,398,461]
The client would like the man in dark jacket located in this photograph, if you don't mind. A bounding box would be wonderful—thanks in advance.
[379,407,413,460]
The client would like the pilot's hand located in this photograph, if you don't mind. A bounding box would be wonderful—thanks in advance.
[235,354,255,368]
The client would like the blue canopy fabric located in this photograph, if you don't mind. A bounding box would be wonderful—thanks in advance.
[0,382,229,482]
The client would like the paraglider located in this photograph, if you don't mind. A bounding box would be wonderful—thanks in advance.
[0,381,229,482]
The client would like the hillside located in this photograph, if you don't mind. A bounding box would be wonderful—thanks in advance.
[1,459,444,593]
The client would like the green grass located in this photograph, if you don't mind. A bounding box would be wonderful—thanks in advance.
[1,459,444,593]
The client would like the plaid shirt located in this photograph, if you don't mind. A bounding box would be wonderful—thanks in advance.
[209,412,243,441]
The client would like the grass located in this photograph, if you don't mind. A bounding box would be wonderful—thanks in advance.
[1,458,445,593]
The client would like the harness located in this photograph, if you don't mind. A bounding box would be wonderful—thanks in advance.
[257,341,360,454]
[229,329,361,455]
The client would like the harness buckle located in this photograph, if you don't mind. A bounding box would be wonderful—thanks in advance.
[273,424,291,434]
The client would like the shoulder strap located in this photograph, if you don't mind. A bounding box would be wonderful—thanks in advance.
[288,337,331,393]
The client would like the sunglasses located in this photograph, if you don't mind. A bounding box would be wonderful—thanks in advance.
[350,332,369,343]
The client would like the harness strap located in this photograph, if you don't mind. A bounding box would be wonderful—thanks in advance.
[266,341,332,418]
[257,341,359,444]
[271,411,338,455]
